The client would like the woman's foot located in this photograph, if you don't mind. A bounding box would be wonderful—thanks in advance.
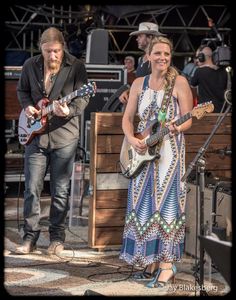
[146,262,177,288]
[132,262,159,280]
[156,263,175,283]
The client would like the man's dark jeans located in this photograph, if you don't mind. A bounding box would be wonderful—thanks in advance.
[23,139,78,243]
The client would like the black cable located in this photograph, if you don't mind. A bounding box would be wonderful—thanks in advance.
[67,226,88,244]
[101,84,129,112]
[116,160,122,175]
[16,178,22,232]
[6,245,102,268]
[87,263,134,282]
[193,170,199,296]
[16,153,25,232]
[5,259,72,268]
[5,252,133,279]
[75,144,86,162]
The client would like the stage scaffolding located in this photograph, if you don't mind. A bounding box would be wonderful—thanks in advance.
[4,4,231,60]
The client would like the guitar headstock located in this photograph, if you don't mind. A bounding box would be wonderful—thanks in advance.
[191,101,214,119]
[76,81,97,98]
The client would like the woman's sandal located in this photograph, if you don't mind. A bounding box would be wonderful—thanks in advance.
[146,264,177,288]
[132,266,158,281]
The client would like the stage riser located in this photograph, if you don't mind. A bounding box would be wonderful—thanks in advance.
[88,112,231,250]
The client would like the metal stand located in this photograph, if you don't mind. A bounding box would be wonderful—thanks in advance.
[182,102,231,295]
[198,158,207,293]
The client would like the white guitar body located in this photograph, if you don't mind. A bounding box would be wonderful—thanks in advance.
[119,135,160,178]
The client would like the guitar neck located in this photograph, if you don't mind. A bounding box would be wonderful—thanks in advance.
[147,112,191,146]
[41,90,78,117]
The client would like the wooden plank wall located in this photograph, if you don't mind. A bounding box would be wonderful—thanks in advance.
[88,112,231,249]
[5,80,21,120]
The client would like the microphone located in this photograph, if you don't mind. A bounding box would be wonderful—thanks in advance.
[225,149,232,156]
[224,66,232,104]
[215,147,231,157]
[208,18,222,43]
[202,38,218,42]
[224,89,231,104]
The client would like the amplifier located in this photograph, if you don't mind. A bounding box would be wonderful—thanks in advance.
[185,183,232,258]
[85,29,109,64]
[4,66,22,79]
[84,64,126,122]
[80,64,127,148]
[4,66,21,120]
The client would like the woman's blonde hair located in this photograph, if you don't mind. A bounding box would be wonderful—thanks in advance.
[148,36,179,85]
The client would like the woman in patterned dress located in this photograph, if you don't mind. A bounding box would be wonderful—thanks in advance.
[119,36,193,287]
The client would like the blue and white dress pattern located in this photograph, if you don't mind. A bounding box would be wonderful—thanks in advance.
[120,75,187,266]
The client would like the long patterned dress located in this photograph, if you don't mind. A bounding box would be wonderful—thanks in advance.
[119,75,187,267]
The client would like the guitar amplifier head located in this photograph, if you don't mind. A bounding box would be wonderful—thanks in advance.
[84,64,126,122]
[80,64,126,150]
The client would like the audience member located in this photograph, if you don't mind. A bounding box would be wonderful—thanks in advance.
[124,55,136,85]
[191,45,227,112]
[119,22,165,104]
[182,57,198,106]
[182,56,197,83]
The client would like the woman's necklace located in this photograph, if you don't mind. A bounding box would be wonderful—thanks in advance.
[150,76,165,91]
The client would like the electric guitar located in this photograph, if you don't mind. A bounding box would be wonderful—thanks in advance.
[18,81,96,145]
[119,102,214,179]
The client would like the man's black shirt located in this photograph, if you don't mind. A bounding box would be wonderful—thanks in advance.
[191,66,227,113]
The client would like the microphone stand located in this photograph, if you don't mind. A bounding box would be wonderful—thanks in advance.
[182,102,231,296]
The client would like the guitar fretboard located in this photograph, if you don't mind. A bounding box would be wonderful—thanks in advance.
[41,90,78,117]
[147,112,191,146]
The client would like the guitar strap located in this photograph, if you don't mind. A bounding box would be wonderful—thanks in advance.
[154,74,177,153]
[158,74,177,124]
[49,66,71,101]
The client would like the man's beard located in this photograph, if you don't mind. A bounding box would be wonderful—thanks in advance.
[47,60,61,73]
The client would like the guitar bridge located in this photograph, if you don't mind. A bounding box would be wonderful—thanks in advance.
[148,146,156,155]
[128,149,133,160]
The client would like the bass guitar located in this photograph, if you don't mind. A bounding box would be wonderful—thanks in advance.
[119,102,214,178]
[18,81,96,145]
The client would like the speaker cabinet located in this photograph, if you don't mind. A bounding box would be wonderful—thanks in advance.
[79,64,126,149]
[86,29,109,64]
[185,183,231,257]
